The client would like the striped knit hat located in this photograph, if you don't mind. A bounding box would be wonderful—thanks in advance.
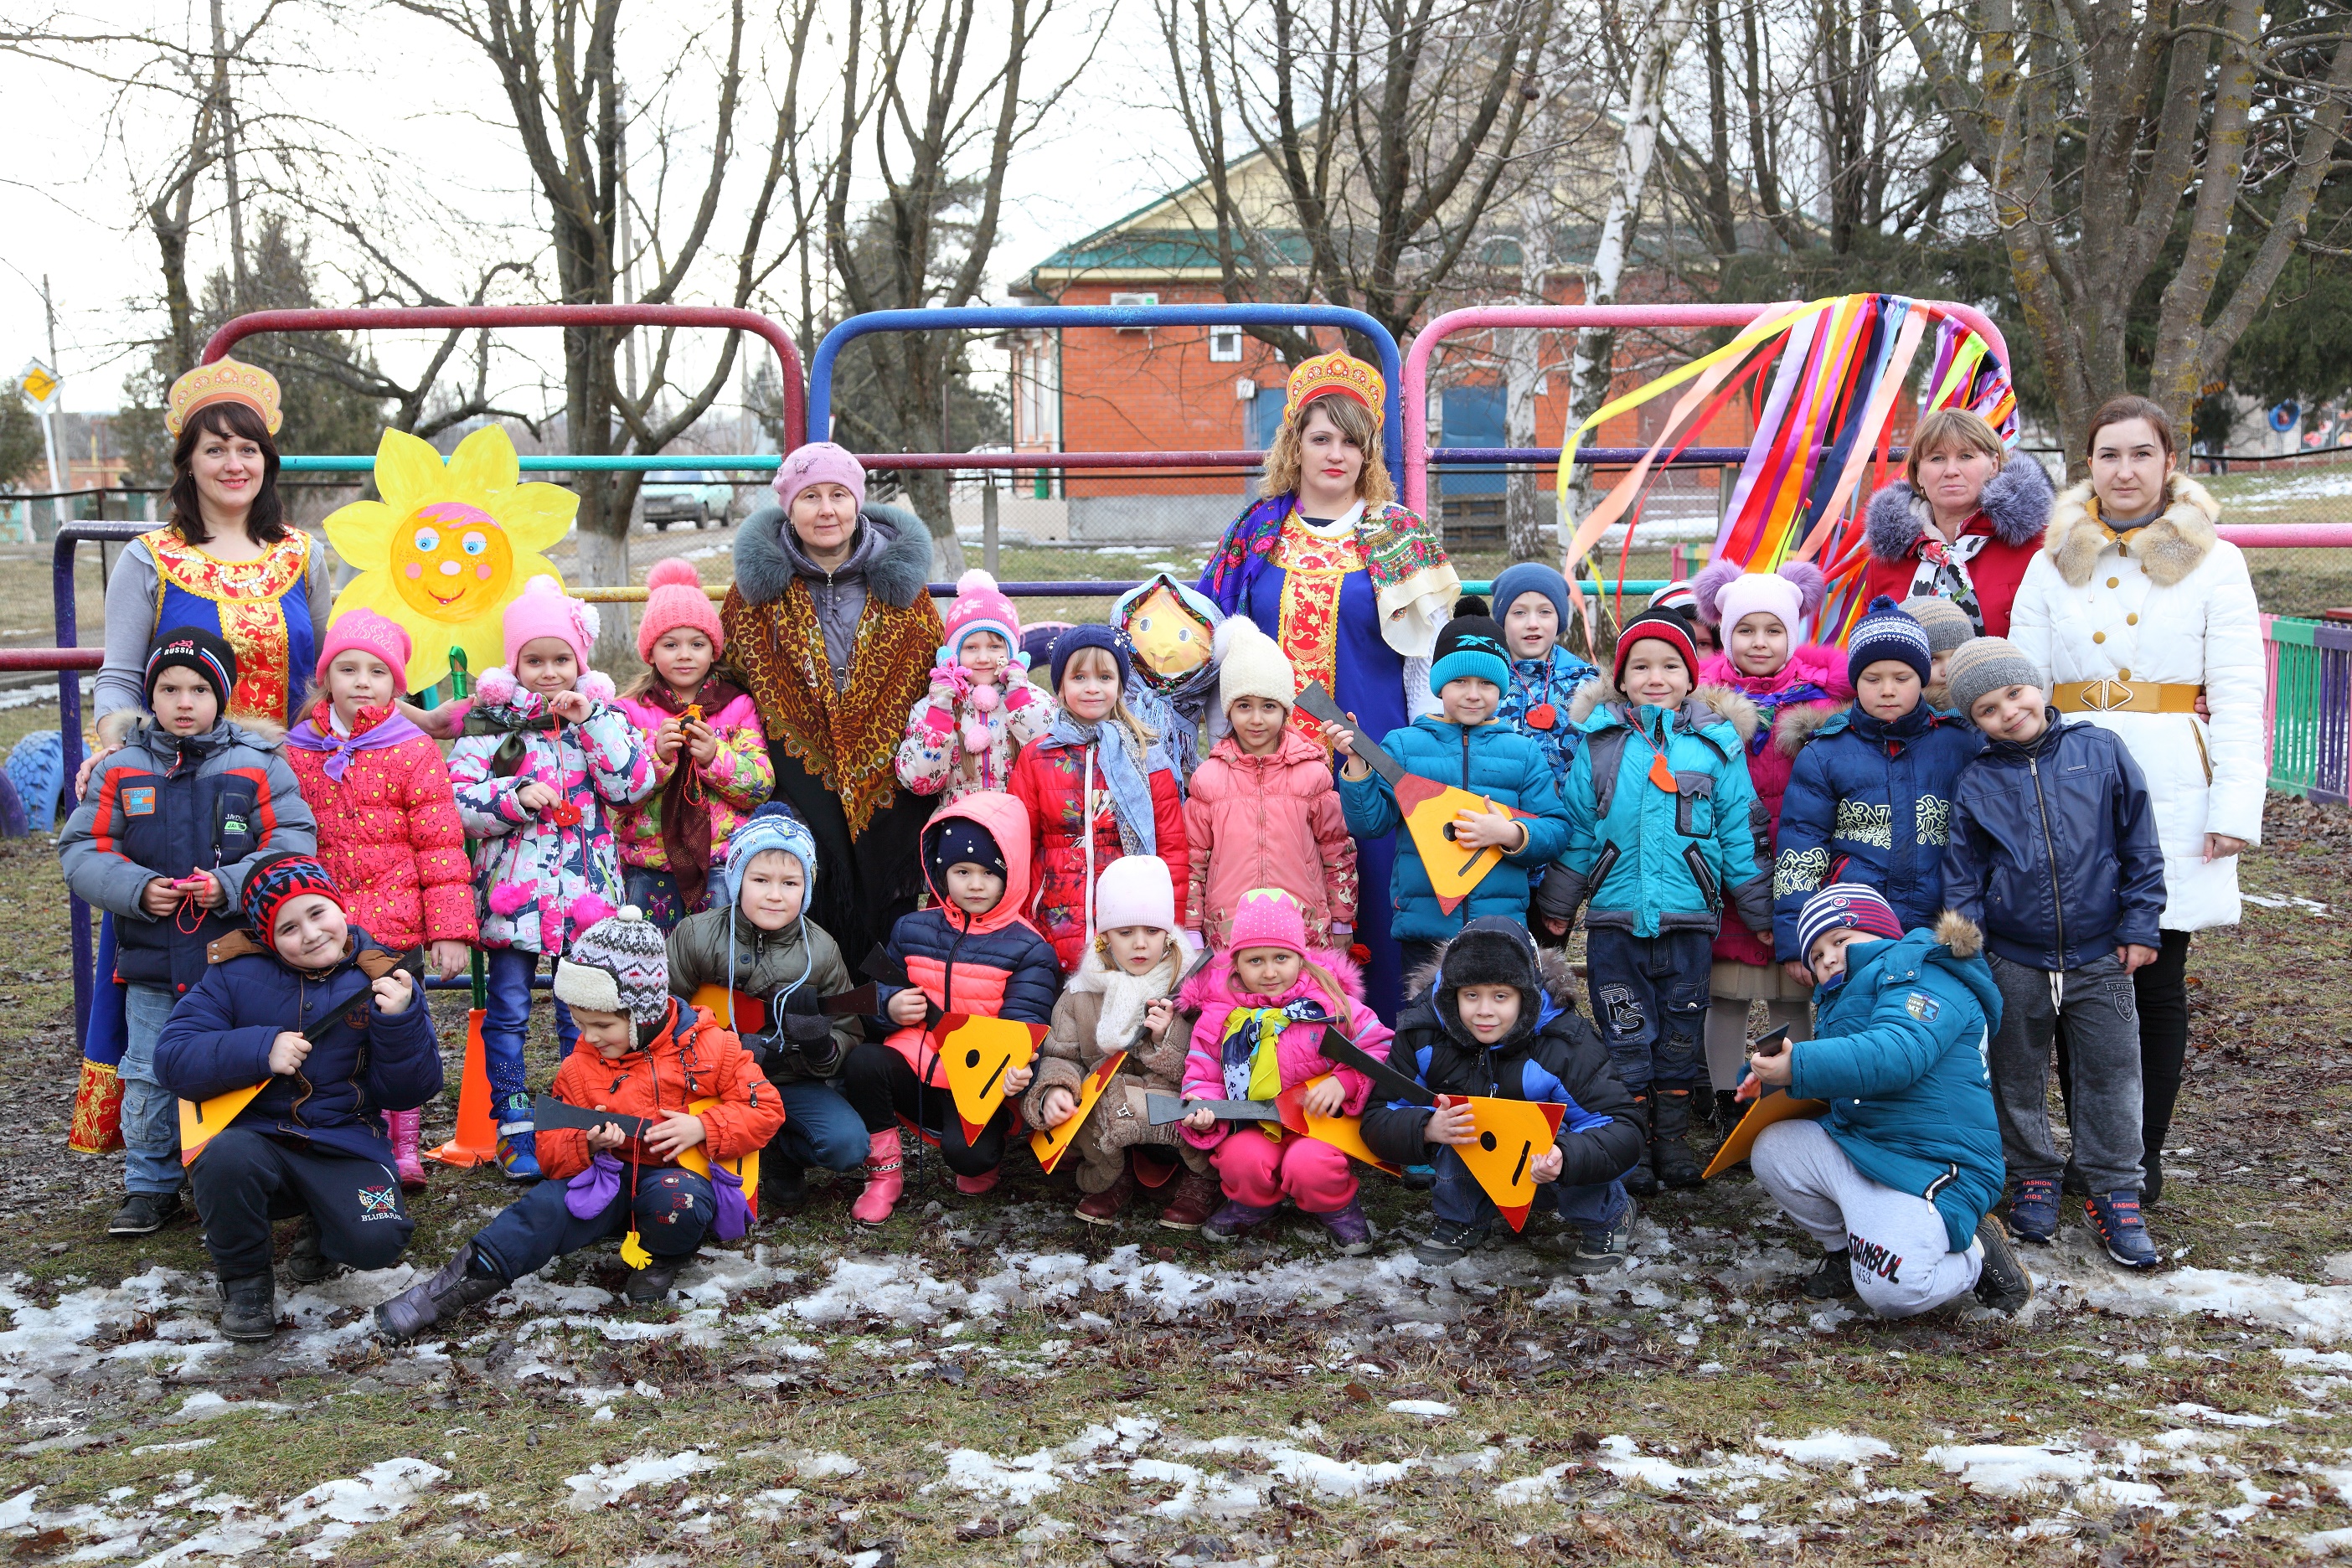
[1796,883,1905,961]
[241,850,343,940]
[1846,596,1932,687]
[145,627,239,710]
[554,906,672,1025]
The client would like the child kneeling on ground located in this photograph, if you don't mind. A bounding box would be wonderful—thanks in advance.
[1744,885,2030,1318]
[1179,888,1392,1252]
[1025,856,1220,1229]
[377,908,782,1340]
[156,853,440,1341]
[1364,917,1646,1273]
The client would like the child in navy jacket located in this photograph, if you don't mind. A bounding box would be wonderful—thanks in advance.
[156,854,441,1342]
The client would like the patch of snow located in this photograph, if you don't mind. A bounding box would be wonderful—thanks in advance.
[166,1390,290,1423]
[2138,1401,2278,1428]
[1921,1443,2097,1497]
[2277,1347,2352,1373]
[563,1451,721,1510]
[1591,1435,1789,1493]
[1756,1429,1896,1467]
[937,1447,1064,1504]
[2304,1525,2352,1556]
[1385,1399,1455,1418]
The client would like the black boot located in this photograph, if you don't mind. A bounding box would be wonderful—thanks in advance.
[1649,1088,1705,1189]
[374,1248,505,1343]
[217,1273,279,1341]
[626,1258,682,1305]
[1621,1096,1661,1198]
[1715,1091,1741,1134]
[108,1192,182,1237]
[2142,1147,2164,1209]
[764,1162,809,1218]
[286,1219,334,1286]
[1801,1248,1857,1300]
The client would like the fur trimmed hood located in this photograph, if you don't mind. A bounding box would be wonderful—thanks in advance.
[1566,675,1761,744]
[1933,909,1983,960]
[1864,453,2054,562]
[2043,472,2219,589]
[1772,699,1849,756]
[731,500,935,609]
[1402,934,1579,1013]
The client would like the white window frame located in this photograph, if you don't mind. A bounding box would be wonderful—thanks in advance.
[1208,325,1244,362]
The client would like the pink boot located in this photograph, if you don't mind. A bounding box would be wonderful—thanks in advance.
[851,1128,904,1225]
[955,1168,1001,1196]
[386,1109,428,1193]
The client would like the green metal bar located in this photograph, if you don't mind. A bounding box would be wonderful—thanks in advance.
[1462,579,1669,596]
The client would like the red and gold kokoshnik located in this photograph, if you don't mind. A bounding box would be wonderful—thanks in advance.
[1282,350,1385,423]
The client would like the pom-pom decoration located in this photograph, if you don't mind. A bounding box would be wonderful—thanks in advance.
[322,425,576,694]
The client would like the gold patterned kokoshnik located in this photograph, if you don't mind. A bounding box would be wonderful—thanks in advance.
[165,356,282,436]
[1282,349,1385,422]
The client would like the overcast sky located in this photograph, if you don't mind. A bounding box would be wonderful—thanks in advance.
[0,0,1184,426]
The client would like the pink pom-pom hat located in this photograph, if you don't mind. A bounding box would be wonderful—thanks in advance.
[314,607,412,694]
[1691,557,1827,637]
[636,557,725,661]
[503,573,601,670]
[1226,886,1308,958]
[941,568,1025,664]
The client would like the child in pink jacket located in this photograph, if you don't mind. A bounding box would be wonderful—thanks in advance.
[611,559,774,929]
[1183,621,1355,949]
[1691,559,1852,1099]
[1179,888,1390,1253]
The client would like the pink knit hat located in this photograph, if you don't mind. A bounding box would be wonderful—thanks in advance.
[1227,886,1308,957]
[771,441,867,511]
[636,558,725,661]
[1692,557,1827,637]
[314,608,411,693]
[1095,855,1177,936]
[941,569,1024,661]
[503,574,599,670]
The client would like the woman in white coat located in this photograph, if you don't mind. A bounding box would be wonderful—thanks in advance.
[2009,396,2264,1204]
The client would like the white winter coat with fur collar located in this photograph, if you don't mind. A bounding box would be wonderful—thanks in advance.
[2007,472,2264,932]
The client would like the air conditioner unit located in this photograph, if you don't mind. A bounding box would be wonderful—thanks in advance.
[1110,291,1158,331]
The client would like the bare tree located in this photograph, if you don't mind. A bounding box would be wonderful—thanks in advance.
[1154,0,1562,363]
[1890,0,2352,463]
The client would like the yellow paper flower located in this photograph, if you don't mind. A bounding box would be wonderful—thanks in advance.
[323,426,575,692]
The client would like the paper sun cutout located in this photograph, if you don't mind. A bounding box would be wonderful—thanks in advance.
[322,425,575,692]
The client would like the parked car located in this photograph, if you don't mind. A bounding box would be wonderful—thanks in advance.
[641,473,729,531]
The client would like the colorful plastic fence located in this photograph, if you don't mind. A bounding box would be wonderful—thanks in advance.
[2267,616,2352,805]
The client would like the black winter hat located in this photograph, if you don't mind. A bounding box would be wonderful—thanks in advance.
[925,815,1007,890]
[1439,916,1540,1003]
[144,626,239,710]
[1430,615,1511,694]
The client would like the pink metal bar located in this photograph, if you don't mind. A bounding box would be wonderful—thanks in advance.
[1400,302,2013,514]
[203,306,807,451]
[2218,524,2352,548]
[859,451,1262,470]
[0,647,101,671]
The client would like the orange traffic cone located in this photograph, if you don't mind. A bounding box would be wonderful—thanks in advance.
[428,945,499,1168]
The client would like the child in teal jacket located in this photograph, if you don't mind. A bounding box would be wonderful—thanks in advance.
[1533,607,1770,1193]
[1337,616,1571,975]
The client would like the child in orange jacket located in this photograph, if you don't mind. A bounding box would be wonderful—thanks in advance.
[375,908,781,1340]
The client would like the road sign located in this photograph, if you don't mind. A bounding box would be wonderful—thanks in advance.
[18,360,59,410]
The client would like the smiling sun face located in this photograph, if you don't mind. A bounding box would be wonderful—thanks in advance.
[323,425,575,694]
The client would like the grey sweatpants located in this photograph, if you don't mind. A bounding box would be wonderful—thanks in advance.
[1750,1118,1982,1319]
[1986,952,2144,1194]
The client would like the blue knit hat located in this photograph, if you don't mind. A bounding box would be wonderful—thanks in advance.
[1429,615,1510,694]
[1489,563,1571,637]
[1796,883,1905,962]
[1845,595,1932,689]
[725,805,818,904]
[1048,623,1133,690]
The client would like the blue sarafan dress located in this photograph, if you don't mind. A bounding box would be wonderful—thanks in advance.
[1199,493,1459,1019]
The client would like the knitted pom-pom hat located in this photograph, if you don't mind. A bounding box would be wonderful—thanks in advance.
[314,608,412,694]
[241,850,343,941]
[1795,882,1905,959]
[503,573,600,671]
[1692,557,1827,636]
[1845,595,1932,688]
[1227,886,1308,958]
[554,905,671,1025]
[636,558,725,661]
[1215,618,1297,712]
[941,569,1024,663]
[1900,594,1978,656]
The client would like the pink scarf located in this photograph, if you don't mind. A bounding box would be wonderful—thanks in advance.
[286,703,428,783]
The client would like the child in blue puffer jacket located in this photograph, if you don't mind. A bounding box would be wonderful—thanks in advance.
[1533,606,1771,1194]
[1486,565,1600,786]
[1741,884,2030,1319]
[1772,597,1983,984]
[1336,614,1571,975]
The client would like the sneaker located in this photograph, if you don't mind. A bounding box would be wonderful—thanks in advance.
[494,1124,541,1184]
[1801,1248,1857,1300]
[1972,1213,2035,1314]
[1567,1199,1638,1275]
[1413,1218,1491,1266]
[285,1220,337,1287]
[2007,1177,2061,1243]
[1200,1199,1275,1243]
[1399,1163,1436,1192]
[107,1192,182,1237]
[216,1273,278,1342]
[1313,1197,1375,1256]
[2086,1191,2159,1270]
[625,1259,682,1304]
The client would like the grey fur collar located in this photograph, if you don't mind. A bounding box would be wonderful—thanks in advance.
[1864,453,2054,561]
[730,501,935,608]
[2044,472,2218,589]
[1565,674,1761,743]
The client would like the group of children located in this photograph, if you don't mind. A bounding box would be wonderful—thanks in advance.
[60,476,2179,1339]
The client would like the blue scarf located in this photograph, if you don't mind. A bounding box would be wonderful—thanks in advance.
[1742,682,1831,756]
[1040,714,1158,856]
[1498,645,1598,778]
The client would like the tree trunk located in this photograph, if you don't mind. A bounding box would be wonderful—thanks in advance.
[1502,196,1555,562]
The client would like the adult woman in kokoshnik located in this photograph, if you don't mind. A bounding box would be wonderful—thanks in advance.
[1199,350,1461,1019]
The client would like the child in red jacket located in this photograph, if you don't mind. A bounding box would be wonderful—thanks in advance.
[283,609,477,1191]
[374,908,781,1340]
[1010,626,1187,970]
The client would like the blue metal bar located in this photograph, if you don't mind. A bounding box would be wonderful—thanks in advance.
[807,305,1409,493]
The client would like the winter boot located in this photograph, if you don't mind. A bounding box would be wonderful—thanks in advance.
[374,1248,506,1343]
[764,1162,809,1218]
[2086,1191,2159,1270]
[1714,1091,1741,1135]
[1973,1213,2035,1316]
[1621,1096,1661,1198]
[1801,1248,1857,1300]
[385,1109,428,1193]
[955,1167,1002,1197]
[217,1272,278,1341]
[2006,1177,2061,1243]
[1568,1198,1639,1276]
[108,1191,182,1237]
[2142,1148,2165,1209]
[850,1127,905,1225]
[1200,1199,1276,1243]
[1075,1157,1137,1225]
[1648,1088,1705,1189]
[626,1258,682,1305]
[1414,1218,1490,1267]
[286,1219,335,1287]
[494,1095,541,1183]
[1314,1196,1375,1256]
[1158,1168,1221,1230]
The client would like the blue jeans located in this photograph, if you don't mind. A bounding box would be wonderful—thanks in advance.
[481,946,577,1108]
[120,982,183,1196]
[771,1081,869,1173]
[1431,1146,1627,1238]
[472,1164,715,1281]
[1584,927,1712,1092]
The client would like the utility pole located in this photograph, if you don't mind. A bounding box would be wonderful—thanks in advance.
[39,276,64,503]
[210,0,246,302]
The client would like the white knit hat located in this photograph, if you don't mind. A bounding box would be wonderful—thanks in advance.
[1215,618,1297,712]
[553,906,671,1025]
[1094,855,1177,935]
